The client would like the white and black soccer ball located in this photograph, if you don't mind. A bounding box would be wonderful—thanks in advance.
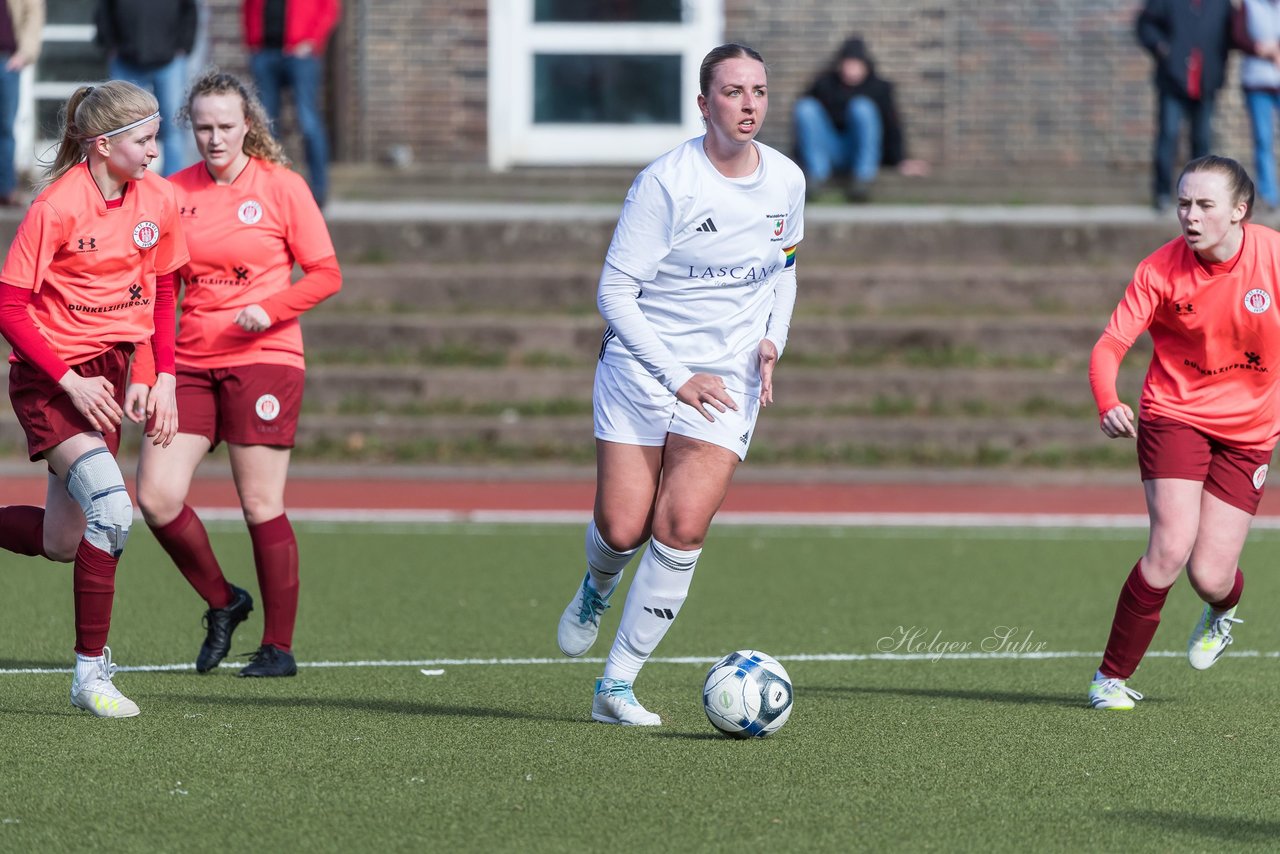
[702,650,793,738]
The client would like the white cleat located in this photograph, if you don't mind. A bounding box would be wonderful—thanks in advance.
[1188,604,1242,671]
[1088,671,1143,711]
[70,647,140,718]
[592,677,661,726]
[557,573,611,657]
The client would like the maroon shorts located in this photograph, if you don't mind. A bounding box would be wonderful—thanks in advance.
[1137,416,1274,515]
[158,363,304,449]
[8,345,131,461]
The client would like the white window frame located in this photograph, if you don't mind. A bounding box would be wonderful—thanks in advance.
[488,0,723,170]
[20,23,98,176]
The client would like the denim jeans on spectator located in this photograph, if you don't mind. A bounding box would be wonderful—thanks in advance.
[0,56,20,198]
[109,55,189,176]
[250,49,329,207]
[793,95,881,184]
[1245,89,1280,209]
[1153,88,1214,204]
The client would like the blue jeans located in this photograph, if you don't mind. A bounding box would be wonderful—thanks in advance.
[0,56,20,197]
[1246,89,1280,208]
[250,50,329,206]
[1153,88,1214,202]
[793,95,882,184]
[109,56,188,176]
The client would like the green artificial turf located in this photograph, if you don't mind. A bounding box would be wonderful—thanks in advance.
[3,522,1280,852]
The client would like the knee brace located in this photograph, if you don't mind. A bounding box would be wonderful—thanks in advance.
[65,448,133,557]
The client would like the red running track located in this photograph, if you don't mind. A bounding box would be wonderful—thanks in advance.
[0,473,1174,516]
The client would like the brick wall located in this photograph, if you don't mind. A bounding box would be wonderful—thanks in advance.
[729,0,1252,174]
[204,1,1257,174]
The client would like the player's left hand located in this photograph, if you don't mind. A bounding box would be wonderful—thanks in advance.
[146,373,179,447]
[758,339,779,407]
[234,304,272,332]
[124,382,150,423]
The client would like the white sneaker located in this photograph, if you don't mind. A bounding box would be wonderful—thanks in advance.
[70,647,140,718]
[1088,671,1143,710]
[591,677,661,726]
[1188,605,1242,671]
[557,572,612,657]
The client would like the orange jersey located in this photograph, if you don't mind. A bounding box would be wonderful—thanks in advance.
[0,163,188,365]
[167,157,336,370]
[1095,224,1280,449]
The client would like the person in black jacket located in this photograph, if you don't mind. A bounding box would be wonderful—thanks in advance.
[95,0,197,176]
[793,35,928,203]
[1136,0,1234,212]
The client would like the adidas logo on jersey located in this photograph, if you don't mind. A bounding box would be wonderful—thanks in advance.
[695,218,718,233]
[643,606,675,620]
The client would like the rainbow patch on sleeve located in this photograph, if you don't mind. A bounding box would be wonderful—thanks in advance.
[783,244,798,268]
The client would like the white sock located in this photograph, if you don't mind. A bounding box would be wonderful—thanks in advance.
[585,520,638,598]
[75,652,103,683]
[603,539,700,682]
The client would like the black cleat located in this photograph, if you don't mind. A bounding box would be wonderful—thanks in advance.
[238,644,298,678]
[196,585,254,673]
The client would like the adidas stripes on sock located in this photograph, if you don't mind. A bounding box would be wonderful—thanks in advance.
[585,519,638,598]
[603,539,700,683]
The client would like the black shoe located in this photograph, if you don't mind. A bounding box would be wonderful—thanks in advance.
[196,585,254,673]
[845,179,873,203]
[238,644,298,678]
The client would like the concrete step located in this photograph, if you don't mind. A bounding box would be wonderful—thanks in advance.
[299,313,1138,367]
[327,262,1137,316]
[319,208,1174,266]
[302,365,1144,416]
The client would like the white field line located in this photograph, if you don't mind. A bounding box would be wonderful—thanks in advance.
[190,507,1168,529]
[3,649,1279,675]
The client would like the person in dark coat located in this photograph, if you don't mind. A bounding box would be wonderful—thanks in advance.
[94,0,197,176]
[1136,0,1235,212]
[792,35,928,203]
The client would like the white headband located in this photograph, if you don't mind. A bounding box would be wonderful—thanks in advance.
[101,111,160,138]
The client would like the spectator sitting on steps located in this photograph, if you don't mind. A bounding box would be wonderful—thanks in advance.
[793,35,929,203]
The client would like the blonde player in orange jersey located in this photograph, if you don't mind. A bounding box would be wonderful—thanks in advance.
[0,81,187,717]
[1087,155,1280,710]
[126,70,341,678]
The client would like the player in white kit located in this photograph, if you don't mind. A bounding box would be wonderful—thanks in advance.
[556,43,805,725]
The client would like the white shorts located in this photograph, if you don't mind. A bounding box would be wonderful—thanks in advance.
[593,361,761,461]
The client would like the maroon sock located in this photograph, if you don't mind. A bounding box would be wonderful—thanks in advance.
[0,505,47,558]
[73,540,117,657]
[1099,560,1173,680]
[151,505,232,609]
[249,514,298,652]
[1210,567,1245,611]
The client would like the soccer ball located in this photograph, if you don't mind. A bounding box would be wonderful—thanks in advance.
[702,650,793,738]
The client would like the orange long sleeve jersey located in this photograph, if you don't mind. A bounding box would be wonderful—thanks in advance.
[1089,224,1280,450]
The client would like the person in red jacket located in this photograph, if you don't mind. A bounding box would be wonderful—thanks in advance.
[1087,155,1280,710]
[243,0,340,207]
[0,80,186,717]
[126,70,341,678]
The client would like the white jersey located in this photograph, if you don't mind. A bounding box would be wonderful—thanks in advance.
[600,137,805,394]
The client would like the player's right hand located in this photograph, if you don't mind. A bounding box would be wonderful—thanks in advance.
[1100,403,1136,439]
[58,371,123,433]
[676,373,739,423]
